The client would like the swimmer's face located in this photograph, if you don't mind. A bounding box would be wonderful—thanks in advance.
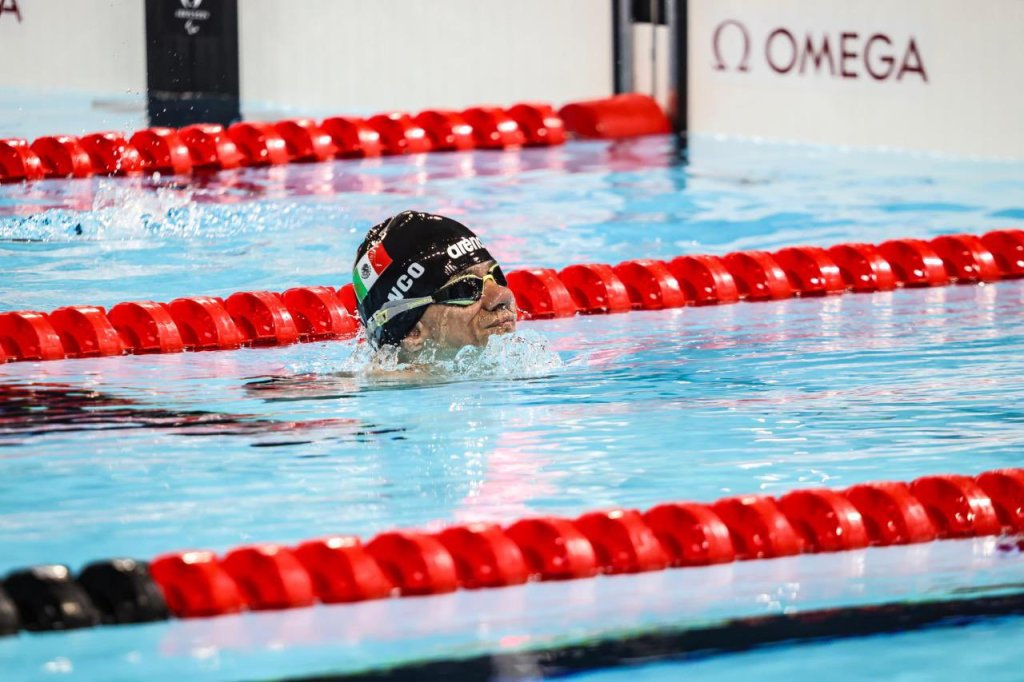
[400,260,517,355]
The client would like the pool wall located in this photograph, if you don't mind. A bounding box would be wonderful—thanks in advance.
[687,0,1024,157]
[0,0,613,115]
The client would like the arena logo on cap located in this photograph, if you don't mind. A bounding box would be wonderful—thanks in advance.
[446,236,484,259]
[353,242,393,301]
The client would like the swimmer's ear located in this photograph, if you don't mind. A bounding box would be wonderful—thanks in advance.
[399,320,426,355]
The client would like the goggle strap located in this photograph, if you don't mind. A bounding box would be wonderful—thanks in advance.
[366,296,434,336]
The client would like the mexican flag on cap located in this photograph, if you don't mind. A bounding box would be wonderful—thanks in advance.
[353,242,393,301]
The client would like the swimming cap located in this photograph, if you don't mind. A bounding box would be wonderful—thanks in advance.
[353,211,494,346]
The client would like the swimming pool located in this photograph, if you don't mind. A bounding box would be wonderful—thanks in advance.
[2,131,1024,680]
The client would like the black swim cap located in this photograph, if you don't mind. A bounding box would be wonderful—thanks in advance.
[353,211,494,346]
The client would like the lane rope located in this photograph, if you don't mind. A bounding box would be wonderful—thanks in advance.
[0,94,669,184]
[1,230,1022,364]
[0,468,1021,635]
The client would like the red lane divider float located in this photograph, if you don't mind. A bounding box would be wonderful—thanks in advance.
[273,119,336,163]
[178,124,246,170]
[930,234,1001,283]
[2,229,1023,364]
[320,117,383,159]
[558,264,633,314]
[877,239,950,288]
[31,136,93,179]
[436,524,530,589]
[107,302,185,354]
[506,103,566,147]
[461,107,526,150]
[772,247,846,296]
[722,251,794,301]
[7,467,1015,637]
[981,230,1024,277]
[48,306,125,358]
[558,93,672,139]
[366,113,433,155]
[0,311,64,361]
[129,128,193,175]
[825,243,897,292]
[0,138,45,183]
[293,536,393,603]
[166,297,243,351]
[505,269,579,320]
[666,255,740,306]
[79,132,144,176]
[0,94,673,184]
[143,468,1024,620]
[612,259,687,310]
[413,111,475,152]
[226,122,290,167]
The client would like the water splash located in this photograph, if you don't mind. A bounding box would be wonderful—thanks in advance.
[439,330,564,378]
[90,181,199,238]
[292,329,563,382]
[0,179,200,240]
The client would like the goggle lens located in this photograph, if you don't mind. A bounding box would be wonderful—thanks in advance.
[433,264,507,306]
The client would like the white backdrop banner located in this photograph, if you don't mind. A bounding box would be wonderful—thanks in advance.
[688,0,1024,158]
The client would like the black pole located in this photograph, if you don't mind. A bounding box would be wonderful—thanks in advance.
[612,0,633,93]
[145,0,241,128]
[671,0,688,135]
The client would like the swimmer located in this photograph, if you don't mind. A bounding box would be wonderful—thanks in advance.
[352,211,517,362]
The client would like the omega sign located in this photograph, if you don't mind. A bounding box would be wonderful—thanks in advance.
[712,20,928,82]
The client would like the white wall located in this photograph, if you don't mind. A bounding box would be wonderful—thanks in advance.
[688,0,1024,158]
[0,0,612,115]
[238,0,614,114]
[0,0,145,94]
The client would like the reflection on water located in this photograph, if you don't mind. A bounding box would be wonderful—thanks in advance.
[0,380,397,448]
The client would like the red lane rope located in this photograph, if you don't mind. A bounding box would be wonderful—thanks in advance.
[149,468,1024,618]
[0,104,561,184]
[0,94,672,185]
[0,229,1021,364]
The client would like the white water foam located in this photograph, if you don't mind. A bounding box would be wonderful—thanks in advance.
[292,328,563,382]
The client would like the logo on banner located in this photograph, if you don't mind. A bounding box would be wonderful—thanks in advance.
[175,0,211,35]
[712,20,928,82]
[0,0,22,22]
[712,20,751,72]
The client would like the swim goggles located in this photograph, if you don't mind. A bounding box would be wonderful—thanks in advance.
[367,264,508,339]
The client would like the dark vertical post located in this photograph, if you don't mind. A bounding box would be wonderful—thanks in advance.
[612,0,634,93]
[145,0,240,127]
[670,0,688,136]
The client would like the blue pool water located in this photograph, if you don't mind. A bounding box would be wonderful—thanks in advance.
[1,134,1024,680]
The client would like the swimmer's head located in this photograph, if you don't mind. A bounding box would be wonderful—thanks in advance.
[353,211,517,353]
